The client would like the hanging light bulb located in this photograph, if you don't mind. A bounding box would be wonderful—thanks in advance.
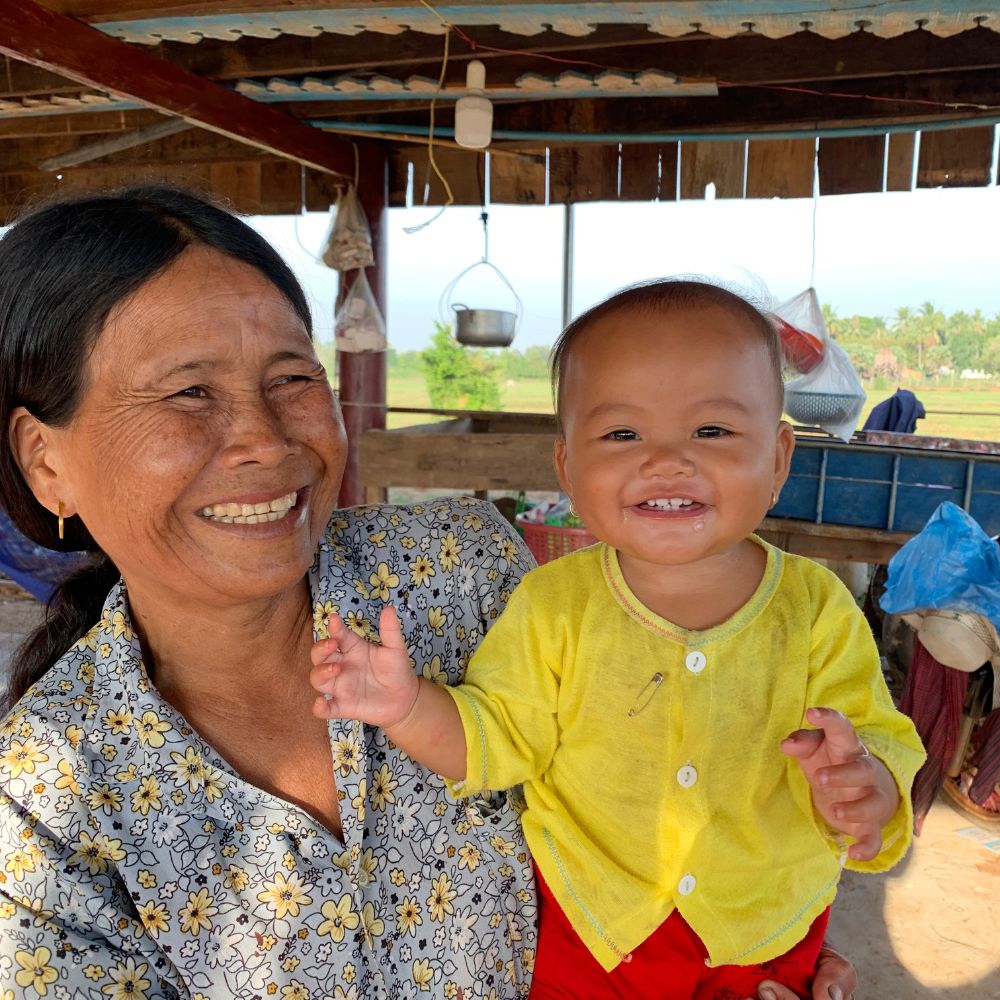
[455,59,493,149]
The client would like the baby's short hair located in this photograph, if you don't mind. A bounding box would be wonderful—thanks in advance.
[550,278,784,424]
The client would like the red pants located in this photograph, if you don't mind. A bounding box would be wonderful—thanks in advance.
[530,870,830,1000]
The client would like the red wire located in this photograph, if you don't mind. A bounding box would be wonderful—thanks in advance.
[445,24,995,114]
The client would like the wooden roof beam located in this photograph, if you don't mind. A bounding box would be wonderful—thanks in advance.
[0,0,359,175]
[156,24,1000,88]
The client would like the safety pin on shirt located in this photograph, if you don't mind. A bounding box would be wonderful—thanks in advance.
[627,672,663,717]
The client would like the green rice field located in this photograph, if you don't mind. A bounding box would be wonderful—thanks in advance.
[385,374,1000,443]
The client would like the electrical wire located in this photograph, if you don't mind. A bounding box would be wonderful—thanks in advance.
[404,0,456,233]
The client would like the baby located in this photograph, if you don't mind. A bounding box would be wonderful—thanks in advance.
[312,280,924,998]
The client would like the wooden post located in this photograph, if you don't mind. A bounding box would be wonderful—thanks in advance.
[337,143,388,508]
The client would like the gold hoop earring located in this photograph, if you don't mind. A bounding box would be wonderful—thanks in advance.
[57,501,65,541]
[769,491,779,510]
[569,500,578,517]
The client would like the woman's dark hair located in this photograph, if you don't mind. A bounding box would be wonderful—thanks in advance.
[549,278,784,427]
[0,186,312,713]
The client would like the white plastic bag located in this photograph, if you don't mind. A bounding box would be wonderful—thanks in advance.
[321,185,374,271]
[783,339,866,441]
[770,288,826,375]
[334,271,386,353]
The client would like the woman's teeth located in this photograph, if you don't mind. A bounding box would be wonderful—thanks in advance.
[641,498,694,510]
[200,491,298,524]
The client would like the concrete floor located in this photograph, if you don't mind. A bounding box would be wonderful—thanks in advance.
[1,589,998,998]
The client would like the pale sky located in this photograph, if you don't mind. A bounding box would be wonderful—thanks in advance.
[246,183,991,352]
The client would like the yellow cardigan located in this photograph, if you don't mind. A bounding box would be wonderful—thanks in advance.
[447,538,925,972]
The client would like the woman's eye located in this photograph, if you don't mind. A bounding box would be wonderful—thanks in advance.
[172,385,207,399]
[696,425,730,438]
[605,429,638,441]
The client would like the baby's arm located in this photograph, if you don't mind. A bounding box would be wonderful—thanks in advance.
[311,606,468,780]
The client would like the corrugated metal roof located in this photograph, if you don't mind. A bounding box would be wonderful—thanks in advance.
[96,2,995,46]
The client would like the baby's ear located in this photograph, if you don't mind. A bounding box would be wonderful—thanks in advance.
[7,407,75,516]
[553,437,571,496]
[772,419,795,491]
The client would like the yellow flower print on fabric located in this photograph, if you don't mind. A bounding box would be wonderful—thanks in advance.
[359,901,385,949]
[6,849,35,880]
[137,901,169,936]
[1,737,49,779]
[351,778,367,824]
[14,946,59,997]
[369,562,400,601]
[427,873,456,922]
[168,747,205,792]
[74,626,99,652]
[438,531,462,572]
[69,831,125,876]
[103,958,152,1000]
[396,896,423,936]
[370,763,397,811]
[331,731,362,776]
[102,707,133,735]
[87,783,124,815]
[110,610,134,642]
[135,710,170,748]
[318,895,360,942]
[257,871,313,919]
[426,607,446,636]
[178,888,217,936]
[313,599,338,638]
[410,556,436,588]
[130,776,161,815]
[412,958,434,993]
[54,758,81,795]
[421,656,448,686]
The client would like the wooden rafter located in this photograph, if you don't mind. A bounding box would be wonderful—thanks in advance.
[0,0,360,175]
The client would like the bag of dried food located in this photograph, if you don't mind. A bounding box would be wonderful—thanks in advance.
[321,184,374,271]
[334,270,386,353]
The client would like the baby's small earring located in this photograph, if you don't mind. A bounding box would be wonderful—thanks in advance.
[57,500,65,541]
[769,490,779,510]
[569,499,578,517]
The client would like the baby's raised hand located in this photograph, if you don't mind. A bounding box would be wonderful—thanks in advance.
[310,606,419,728]
[781,707,900,862]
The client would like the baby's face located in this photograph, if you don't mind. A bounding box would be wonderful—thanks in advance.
[554,305,793,573]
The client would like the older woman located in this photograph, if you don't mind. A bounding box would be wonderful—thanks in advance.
[0,188,855,1000]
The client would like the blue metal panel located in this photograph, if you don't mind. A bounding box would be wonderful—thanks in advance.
[898,455,968,488]
[770,438,1000,537]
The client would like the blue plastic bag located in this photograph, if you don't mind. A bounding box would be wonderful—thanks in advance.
[880,501,1000,631]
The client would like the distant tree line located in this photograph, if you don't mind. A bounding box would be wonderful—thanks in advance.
[821,303,1000,380]
[385,305,1000,409]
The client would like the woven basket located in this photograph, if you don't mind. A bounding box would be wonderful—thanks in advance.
[517,518,596,565]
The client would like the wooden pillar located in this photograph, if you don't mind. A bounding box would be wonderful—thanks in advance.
[337,143,389,508]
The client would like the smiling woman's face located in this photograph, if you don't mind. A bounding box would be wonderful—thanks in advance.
[43,245,346,612]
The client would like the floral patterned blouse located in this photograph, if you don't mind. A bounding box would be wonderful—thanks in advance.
[0,498,537,1000]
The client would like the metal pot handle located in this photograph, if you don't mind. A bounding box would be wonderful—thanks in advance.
[438,258,522,331]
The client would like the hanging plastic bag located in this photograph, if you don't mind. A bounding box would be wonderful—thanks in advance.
[773,289,865,441]
[770,288,826,375]
[321,184,374,271]
[335,270,386,353]
[880,502,1000,631]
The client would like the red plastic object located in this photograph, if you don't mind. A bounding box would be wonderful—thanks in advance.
[518,520,597,565]
[775,317,824,374]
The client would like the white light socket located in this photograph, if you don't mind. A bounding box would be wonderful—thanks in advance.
[455,59,493,149]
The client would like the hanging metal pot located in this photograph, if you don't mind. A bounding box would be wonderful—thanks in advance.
[439,212,521,347]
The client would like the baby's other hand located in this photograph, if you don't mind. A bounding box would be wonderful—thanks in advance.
[310,606,419,728]
[781,707,900,862]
